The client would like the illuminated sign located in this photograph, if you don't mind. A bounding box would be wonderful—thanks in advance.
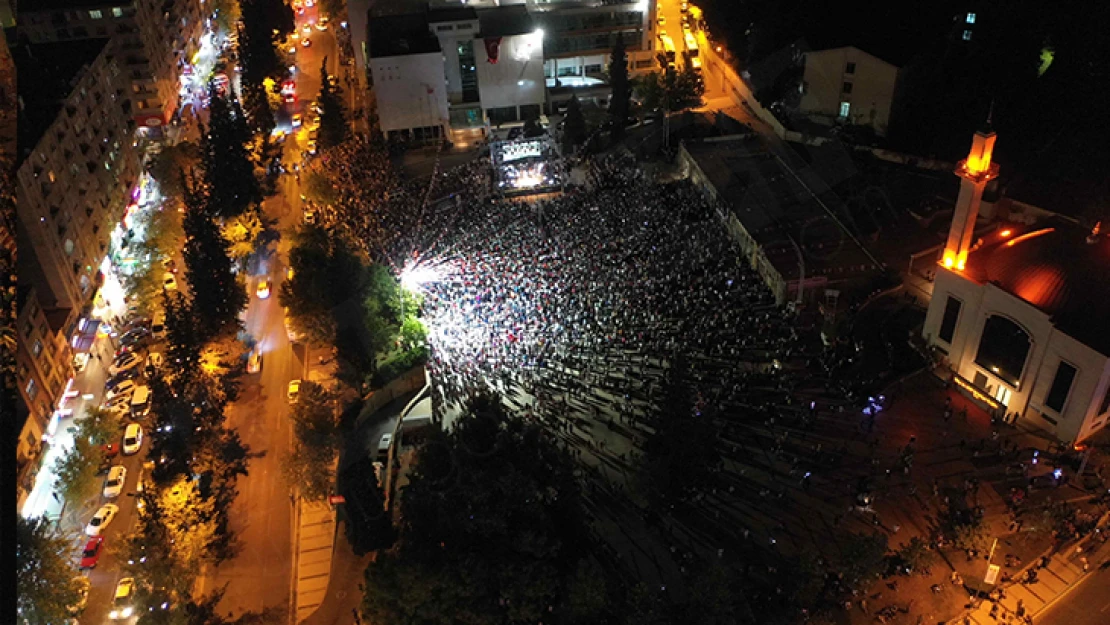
[953,375,1002,410]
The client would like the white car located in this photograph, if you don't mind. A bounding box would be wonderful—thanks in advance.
[103,465,127,498]
[110,352,142,376]
[122,423,143,456]
[85,504,119,536]
[109,578,135,620]
[163,272,178,291]
[287,379,301,403]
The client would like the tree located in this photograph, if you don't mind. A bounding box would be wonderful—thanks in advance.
[566,559,614,624]
[282,381,341,501]
[633,71,667,112]
[200,86,260,219]
[562,95,587,153]
[608,32,631,143]
[896,536,937,574]
[238,0,293,87]
[316,57,349,150]
[637,358,721,511]
[362,394,588,625]
[302,169,339,206]
[182,179,247,336]
[220,208,266,264]
[148,141,201,201]
[240,77,276,139]
[17,516,84,625]
[54,407,121,503]
[635,67,704,115]
[339,455,394,554]
[835,532,889,589]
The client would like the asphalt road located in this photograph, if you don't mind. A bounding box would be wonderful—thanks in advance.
[1035,565,1110,625]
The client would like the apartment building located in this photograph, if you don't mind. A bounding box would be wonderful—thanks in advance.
[525,0,656,82]
[17,0,205,136]
[14,36,141,330]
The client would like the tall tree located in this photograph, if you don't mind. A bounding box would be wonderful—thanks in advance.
[148,140,200,202]
[53,406,121,503]
[181,179,247,337]
[17,516,84,625]
[240,77,276,139]
[608,32,631,143]
[562,95,587,153]
[316,57,349,150]
[201,86,260,219]
[238,0,293,86]
[282,381,341,501]
[363,394,588,625]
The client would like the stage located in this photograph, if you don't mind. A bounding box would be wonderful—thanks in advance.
[490,135,565,197]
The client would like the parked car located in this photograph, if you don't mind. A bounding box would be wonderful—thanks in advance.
[106,379,136,400]
[85,504,119,536]
[146,352,164,370]
[287,379,301,403]
[122,423,144,455]
[103,465,127,498]
[79,536,105,569]
[109,578,135,620]
[151,311,166,339]
[247,349,262,373]
[105,369,140,392]
[256,278,271,299]
[110,352,142,376]
[163,273,178,291]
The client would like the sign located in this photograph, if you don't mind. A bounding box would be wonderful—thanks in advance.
[984,564,1000,585]
[327,494,345,505]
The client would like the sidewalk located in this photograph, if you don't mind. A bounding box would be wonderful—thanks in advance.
[293,499,337,623]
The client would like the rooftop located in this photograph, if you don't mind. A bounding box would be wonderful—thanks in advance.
[964,221,1110,356]
[367,13,441,58]
[427,6,477,22]
[476,5,533,37]
[13,37,109,166]
[684,137,880,284]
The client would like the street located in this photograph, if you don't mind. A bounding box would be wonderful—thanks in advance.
[1035,565,1110,625]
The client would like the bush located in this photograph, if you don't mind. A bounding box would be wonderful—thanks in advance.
[371,346,427,389]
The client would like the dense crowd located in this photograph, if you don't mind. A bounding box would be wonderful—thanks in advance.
[399,154,819,431]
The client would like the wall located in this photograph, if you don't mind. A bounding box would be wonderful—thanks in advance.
[370,53,450,133]
[474,30,546,113]
[700,43,786,138]
[799,48,898,135]
[925,269,1110,443]
[357,366,428,428]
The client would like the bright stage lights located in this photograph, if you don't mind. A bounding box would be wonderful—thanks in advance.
[400,263,441,291]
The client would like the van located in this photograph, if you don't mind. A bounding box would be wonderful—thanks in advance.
[376,433,393,461]
[151,311,166,339]
[130,385,152,418]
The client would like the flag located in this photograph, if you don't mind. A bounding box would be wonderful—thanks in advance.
[484,37,502,64]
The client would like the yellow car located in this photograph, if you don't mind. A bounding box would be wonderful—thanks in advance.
[256,278,272,299]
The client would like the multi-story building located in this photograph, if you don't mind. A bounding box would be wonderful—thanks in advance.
[923,127,1110,444]
[17,0,205,136]
[799,45,900,136]
[14,36,141,333]
[0,30,15,158]
[368,4,545,142]
[15,282,73,509]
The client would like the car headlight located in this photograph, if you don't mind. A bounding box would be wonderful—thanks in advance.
[110,609,120,619]
[122,606,134,618]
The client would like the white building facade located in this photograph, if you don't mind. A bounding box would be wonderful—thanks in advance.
[800,46,899,136]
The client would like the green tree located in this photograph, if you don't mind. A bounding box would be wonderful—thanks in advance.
[240,77,276,139]
[17,516,84,625]
[633,71,667,112]
[896,536,937,574]
[238,0,293,87]
[316,57,349,150]
[54,407,121,503]
[282,381,341,501]
[835,532,889,589]
[200,86,260,219]
[562,95,587,153]
[608,32,631,143]
[635,67,704,114]
[182,180,247,336]
[302,169,339,206]
[363,394,587,625]
[148,141,201,201]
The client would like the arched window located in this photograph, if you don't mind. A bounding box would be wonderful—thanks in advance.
[974,315,1030,387]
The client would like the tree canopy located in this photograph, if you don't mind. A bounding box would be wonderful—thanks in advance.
[608,33,631,142]
[17,516,84,625]
[182,180,247,337]
[200,87,261,219]
[282,380,341,501]
[316,58,349,150]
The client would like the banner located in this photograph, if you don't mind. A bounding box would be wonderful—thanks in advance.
[484,37,502,64]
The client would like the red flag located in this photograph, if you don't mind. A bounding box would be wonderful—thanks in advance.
[484,37,502,64]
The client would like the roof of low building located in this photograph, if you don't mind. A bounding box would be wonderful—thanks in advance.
[964,220,1110,356]
[367,13,441,58]
[427,6,478,22]
[477,5,533,37]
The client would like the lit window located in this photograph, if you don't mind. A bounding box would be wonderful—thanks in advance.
[962,30,972,41]
[839,101,850,118]
[26,378,38,400]
[966,12,976,24]
[112,7,123,17]
[89,9,103,18]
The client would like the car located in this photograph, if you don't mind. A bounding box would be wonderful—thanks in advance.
[657,15,666,26]
[110,352,142,376]
[680,1,688,12]
[286,267,295,281]
[151,311,166,339]
[105,369,140,391]
[288,44,297,53]
[103,465,127,498]
[68,576,91,615]
[302,23,312,34]
[247,349,262,373]
[306,139,317,154]
[163,272,178,291]
[315,20,327,31]
[79,536,105,569]
[101,394,131,416]
[284,92,297,104]
[101,443,119,458]
[302,38,311,47]
[109,578,135,620]
[146,352,163,370]
[162,257,177,273]
[376,433,393,460]
[292,113,303,127]
[73,352,90,372]
[303,210,316,224]
[309,115,320,130]
[85,504,119,536]
[305,0,313,5]
[297,6,305,14]
[287,379,301,403]
[106,379,136,400]
[256,278,271,299]
[123,423,143,455]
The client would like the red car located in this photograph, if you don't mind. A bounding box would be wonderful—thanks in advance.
[80,536,105,569]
